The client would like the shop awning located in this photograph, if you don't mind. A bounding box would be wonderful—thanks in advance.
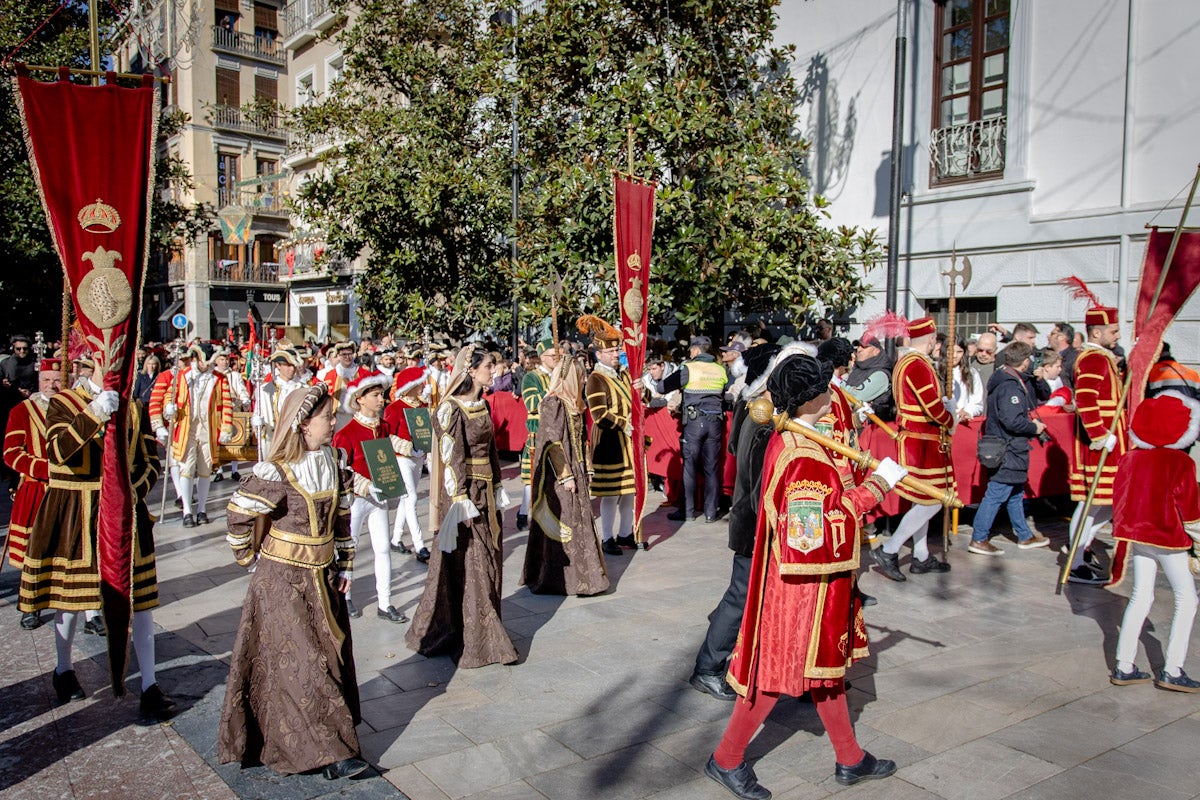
[210,300,286,326]
[157,299,184,322]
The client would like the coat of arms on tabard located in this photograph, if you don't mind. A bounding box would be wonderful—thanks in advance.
[784,481,830,554]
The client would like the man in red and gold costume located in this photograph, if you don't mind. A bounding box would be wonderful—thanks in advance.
[321,341,371,430]
[872,317,953,581]
[706,354,906,798]
[1066,301,1127,584]
[151,344,234,527]
[384,365,432,562]
[6,358,61,629]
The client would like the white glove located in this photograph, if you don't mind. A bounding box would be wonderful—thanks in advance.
[155,427,169,445]
[872,457,908,489]
[218,431,233,445]
[163,402,177,421]
[623,423,633,437]
[1089,434,1117,452]
[413,449,425,458]
[88,390,120,419]
[854,402,874,424]
[250,414,264,431]
[368,485,385,502]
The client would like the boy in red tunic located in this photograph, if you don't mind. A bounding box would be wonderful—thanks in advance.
[1107,391,1200,691]
[706,355,908,799]
[384,365,432,562]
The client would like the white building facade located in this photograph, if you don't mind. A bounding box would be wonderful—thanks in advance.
[775,0,1200,363]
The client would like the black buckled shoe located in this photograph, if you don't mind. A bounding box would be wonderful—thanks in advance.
[704,755,771,799]
[689,672,737,701]
[195,512,210,525]
[834,751,897,786]
[1155,668,1200,693]
[139,683,177,721]
[1110,665,1152,685]
[871,547,906,582]
[83,617,107,636]
[322,757,369,780]
[52,669,86,704]
[390,540,411,554]
[181,514,197,528]
[20,611,42,630]
[601,539,623,556]
[615,534,636,548]
[346,598,362,619]
[909,555,950,574]
[376,605,408,623]
[415,547,431,564]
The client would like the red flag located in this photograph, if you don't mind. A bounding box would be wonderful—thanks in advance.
[1128,227,1200,412]
[613,174,656,540]
[15,69,158,693]
[247,309,258,351]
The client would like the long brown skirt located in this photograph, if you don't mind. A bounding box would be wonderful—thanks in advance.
[218,558,361,775]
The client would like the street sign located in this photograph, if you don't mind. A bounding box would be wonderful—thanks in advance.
[171,313,189,331]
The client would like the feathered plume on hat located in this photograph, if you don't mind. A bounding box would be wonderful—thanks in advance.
[66,324,92,363]
[576,314,622,350]
[1059,276,1117,326]
[859,311,909,347]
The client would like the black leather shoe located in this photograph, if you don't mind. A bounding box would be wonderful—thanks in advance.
[212,472,224,483]
[346,598,362,618]
[322,757,369,780]
[909,555,951,574]
[834,751,897,786]
[704,755,771,799]
[871,547,906,582]
[174,497,183,508]
[195,512,210,525]
[52,669,86,704]
[516,513,529,531]
[415,547,431,564]
[391,541,411,554]
[667,509,689,522]
[83,617,107,636]
[615,534,636,548]
[377,605,408,623]
[602,539,623,556]
[181,514,196,528]
[690,672,737,701]
[139,683,177,720]
[231,471,241,482]
[20,611,42,630]
[705,515,719,524]
[859,592,878,607]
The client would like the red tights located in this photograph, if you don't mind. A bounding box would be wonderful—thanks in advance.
[713,684,864,769]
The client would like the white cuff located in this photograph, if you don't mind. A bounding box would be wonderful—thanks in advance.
[438,498,480,552]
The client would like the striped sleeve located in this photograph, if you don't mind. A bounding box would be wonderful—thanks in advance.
[4,403,48,482]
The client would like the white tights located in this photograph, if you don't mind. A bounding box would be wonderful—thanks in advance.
[1115,545,1198,676]
[519,484,532,516]
[882,502,941,561]
[391,456,424,550]
[599,494,634,542]
[1069,503,1112,569]
[55,609,157,690]
[350,496,393,610]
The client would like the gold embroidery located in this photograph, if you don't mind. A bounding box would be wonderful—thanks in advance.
[77,198,121,233]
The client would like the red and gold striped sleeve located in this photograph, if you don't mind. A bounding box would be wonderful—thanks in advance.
[4,402,48,482]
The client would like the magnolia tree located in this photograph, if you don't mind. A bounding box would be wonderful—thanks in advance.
[294,0,880,338]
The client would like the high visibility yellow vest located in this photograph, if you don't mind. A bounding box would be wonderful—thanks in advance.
[683,359,727,393]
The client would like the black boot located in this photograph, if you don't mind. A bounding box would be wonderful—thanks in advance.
[834,751,897,786]
[139,683,177,721]
[52,669,86,704]
[704,755,771,799]
[871,547,906,582]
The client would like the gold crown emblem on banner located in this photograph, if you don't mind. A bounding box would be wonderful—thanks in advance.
[77,199,121,233]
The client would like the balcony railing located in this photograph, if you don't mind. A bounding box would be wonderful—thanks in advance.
[282,0,335,41]
[929,116,1006,183]
[211,25,284,65]
[218,188,290,218]
[210,104,285,139]
[284,127,340,161]
[210,260,281,284]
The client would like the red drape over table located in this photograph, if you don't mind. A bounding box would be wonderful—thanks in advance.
[15,69,159,691]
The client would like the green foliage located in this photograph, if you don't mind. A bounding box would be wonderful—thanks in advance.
[294,0,879,337]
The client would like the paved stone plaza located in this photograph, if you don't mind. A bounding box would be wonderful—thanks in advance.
[2,462,1199,800]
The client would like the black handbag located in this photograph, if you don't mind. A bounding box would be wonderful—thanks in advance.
[977,435,1007,469]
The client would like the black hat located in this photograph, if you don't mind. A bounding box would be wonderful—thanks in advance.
[742,343,782,387]
[767,354,834,415]
[816,337,854,368]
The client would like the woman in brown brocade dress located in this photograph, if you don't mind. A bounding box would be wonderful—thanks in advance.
[217,384,369,781]
[405,348,519,668]
[521,360,610,596]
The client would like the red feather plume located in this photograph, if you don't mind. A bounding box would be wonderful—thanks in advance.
[863,311,909,343]
[1058,276,1101,308]
[66,323,91,362]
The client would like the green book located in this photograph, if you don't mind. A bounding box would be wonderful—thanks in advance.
[360,438,406,499]
[403,407,434,453]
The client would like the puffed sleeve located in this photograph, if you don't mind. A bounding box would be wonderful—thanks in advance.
[335,448,355,575]
[435,401,480,549]
[225,462,288,567]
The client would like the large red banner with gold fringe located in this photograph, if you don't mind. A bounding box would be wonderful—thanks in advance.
[613,174,656,539]
[15,68,158,691]
[1129,227,1200,412]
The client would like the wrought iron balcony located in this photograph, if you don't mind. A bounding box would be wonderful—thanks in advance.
[210,104,286,139]
[211,25,284,65]
[209,259,282,284]
[929,116,1007,184]
[284,127,340,162]
[282,0,336,43]
[217,188,290,218]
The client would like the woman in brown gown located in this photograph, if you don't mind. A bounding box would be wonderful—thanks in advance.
[522,360,610,595]
[406,347,519,668]
[218,384,369,781]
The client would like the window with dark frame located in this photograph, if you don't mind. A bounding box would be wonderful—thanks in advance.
[923,297,998,342]
[930,0,1010,185]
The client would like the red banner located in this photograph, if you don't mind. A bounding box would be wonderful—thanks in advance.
[16,69,159,689]
[613,174,656,539]
[1129,227,1200,411]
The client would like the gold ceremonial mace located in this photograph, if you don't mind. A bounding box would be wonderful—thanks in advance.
[747,397,963,509]
[941,247,972,545]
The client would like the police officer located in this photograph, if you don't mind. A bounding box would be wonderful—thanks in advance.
[657,336,728,523]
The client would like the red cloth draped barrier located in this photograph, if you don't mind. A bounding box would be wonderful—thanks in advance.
[485,392,528,453]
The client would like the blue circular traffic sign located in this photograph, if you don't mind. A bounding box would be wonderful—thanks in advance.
[171,313,189,331]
